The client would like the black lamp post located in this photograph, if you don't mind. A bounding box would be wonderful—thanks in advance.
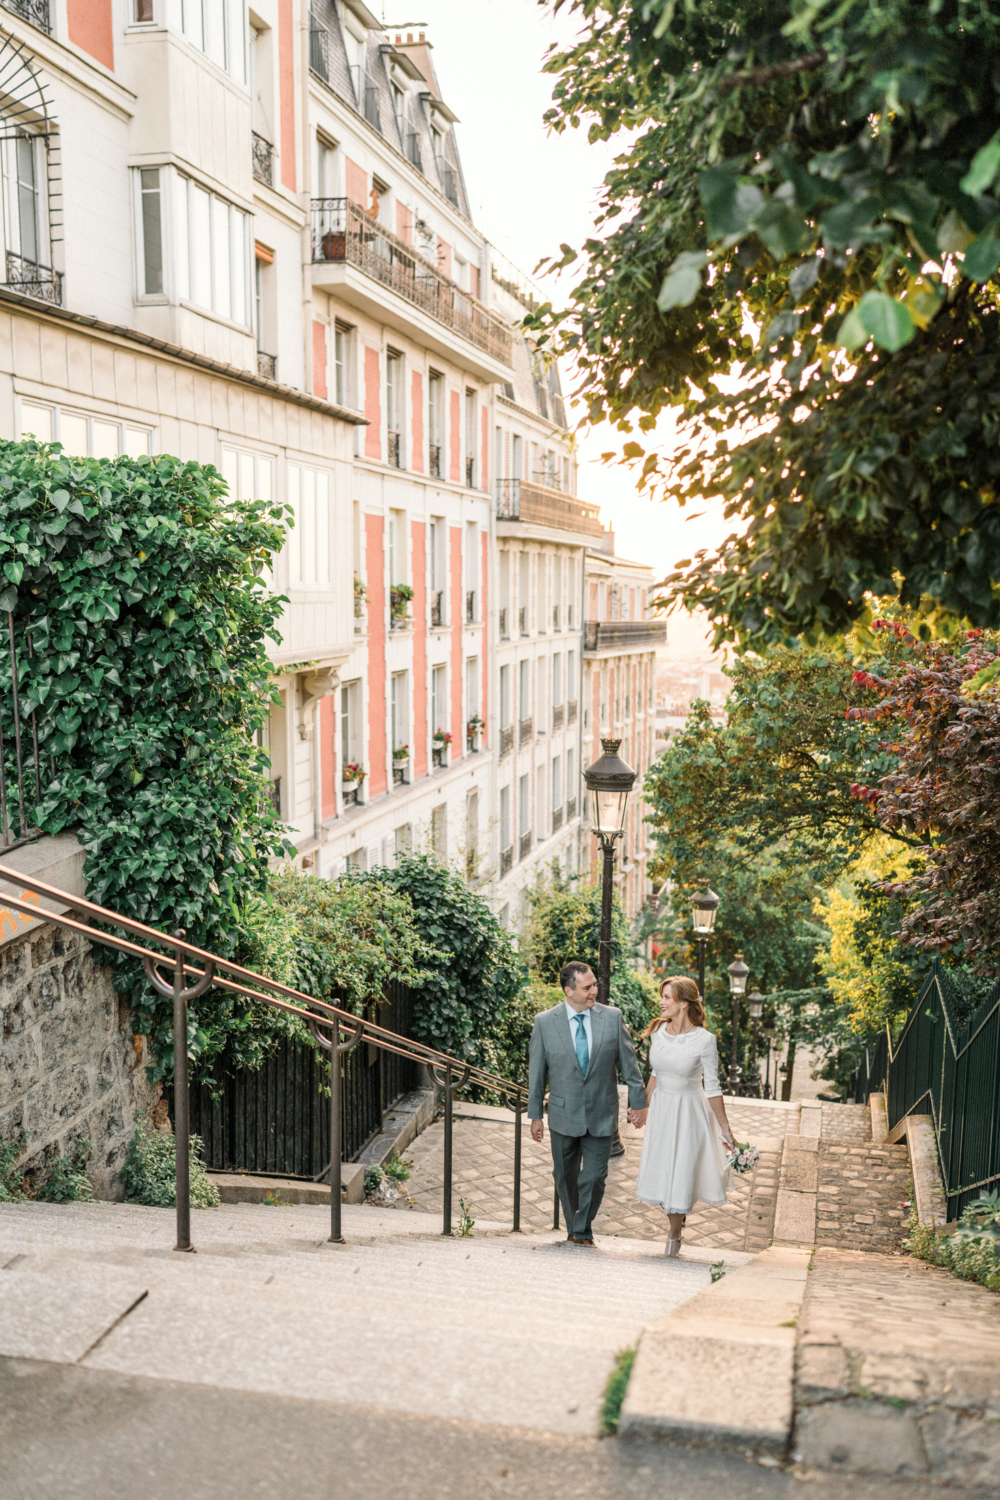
[746,990,764,1098]
[691,884,720,998]
[761,1013,776,1098]
[727,953,749,1097]
[583,737,637,1005]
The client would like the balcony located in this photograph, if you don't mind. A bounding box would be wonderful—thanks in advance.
[466,590,476,624]
[499,607,508,639]
[583,619,668,652]
[519,830,532,861]
[552,806,564,833]
[568,699,578,724]
[518,606,527,635]
[500,724,514,757]
[430,590,444,627]
[429,442,442,478]
[256,350,277,380]
[404,127,422,170]
[388,430,401,468]
[436,154,459,207]
[252,132,273,187]
[567,796,577,820]
[519,715,533,745]
[2,0,50,31]
[553,605,561,630]
[311,198,513,367]
[500,844,513,877]
[4,251,61,305]
[465,455,475,488]
[496,478,606,539]
[552,703,564,731]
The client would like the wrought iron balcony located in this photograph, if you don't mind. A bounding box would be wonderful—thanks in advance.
[465,455,474,488]
[583,619,668,652]
[388,430,401,468]
[429,442,442,478]
[500,844,513,877]
[518,606,527,635]
[499,607,508,639]
[309,13,332,80]
[2,0,50,32]
[430,590,444,627]
[500,724,514,757]
[519,715,533,745]
[4,251,61,305]
[252,132,273,187]
[552,703,564,731]
[256,350,277,380]
[495,477,520,520]
[552,806,564,833]
[567,699,578,724]
[519,830,532,861]
[466,590,476,624]
[498,478,605,538]
[567,796,577,820]
[311,197,513,366]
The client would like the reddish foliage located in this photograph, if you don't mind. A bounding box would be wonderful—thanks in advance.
[852,640,1000,967]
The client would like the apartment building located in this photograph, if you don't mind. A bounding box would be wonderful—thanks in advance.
[0,0,662,925]
[582,550,665,917]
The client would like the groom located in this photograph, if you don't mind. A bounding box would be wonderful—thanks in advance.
[527,961,648,1245]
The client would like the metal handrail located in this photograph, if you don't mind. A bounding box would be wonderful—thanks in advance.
[0,860,525,1247]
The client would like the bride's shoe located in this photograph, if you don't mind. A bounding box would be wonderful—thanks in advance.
[665,1238,681,1258]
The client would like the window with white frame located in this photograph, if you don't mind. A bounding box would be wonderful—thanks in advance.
[20,401,152,458]
[519,772,531,837]
[465,657,479,726]
[567,748,575,807]
[464,522,478,620]
[334,324,349,405]
[391,671,408,757]
[500,785,511,853]
[499,663,511,728]
[568,649,577,700]
[431,664,447,734]
[431,804,447,859]
[136,168,163,297]
[519,659,530,720]
[286,464,332,585]
[165,0,248,84]
[220,445,274,583]
[386,351,403,467]
[340,679,361,768]
[464,390,477,487]
[551,754,561,810]
[553,653,563,707]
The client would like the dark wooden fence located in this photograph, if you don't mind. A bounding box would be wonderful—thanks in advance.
[853,959,1000,1220]
[173,981,420,1179]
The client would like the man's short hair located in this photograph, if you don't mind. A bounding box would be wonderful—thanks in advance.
[560,961,594,992]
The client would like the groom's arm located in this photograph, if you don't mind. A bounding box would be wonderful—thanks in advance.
[527,1018,547,1140]
[616,1013,648,1112]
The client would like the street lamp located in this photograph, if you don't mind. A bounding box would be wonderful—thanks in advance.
[584,738,637,1006]
[727,953,749,1097]
[761,1013,776,1098]
[690,884,720,998]
[746,990,764,1098]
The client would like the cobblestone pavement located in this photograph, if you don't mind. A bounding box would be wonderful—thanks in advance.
[393,1098,792,1253]
[814,1140,911,1254]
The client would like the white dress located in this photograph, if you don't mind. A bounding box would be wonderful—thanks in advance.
[635,1026,732,1215]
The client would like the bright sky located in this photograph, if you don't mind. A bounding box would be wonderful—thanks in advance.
[377,0,732,581]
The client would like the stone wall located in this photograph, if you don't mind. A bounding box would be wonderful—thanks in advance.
[0,922,157,1199]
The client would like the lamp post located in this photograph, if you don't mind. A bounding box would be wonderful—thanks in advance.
[691,884,720,998]
[583,738,637,1005]
[746,990,764,1098]
[727,953,749,1097]
[762,1013,776,1098]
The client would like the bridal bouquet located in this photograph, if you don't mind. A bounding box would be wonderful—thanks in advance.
[726,1142,760,1175]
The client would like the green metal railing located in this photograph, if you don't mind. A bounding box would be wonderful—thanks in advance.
[854,959,1000,1220]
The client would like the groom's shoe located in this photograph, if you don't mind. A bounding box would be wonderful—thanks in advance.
[570,1235,595,1245]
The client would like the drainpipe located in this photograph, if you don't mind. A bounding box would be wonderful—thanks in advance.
[300,0,314,394]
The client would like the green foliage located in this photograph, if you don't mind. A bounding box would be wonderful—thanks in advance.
[0,1131,27,1202]
[36,1139,94,1203]
[710,1260,726,1283]
[457,1197,475,1237]
[351,854,527,1065]
[906,1198,1000,1294]
[600,1345,636,1434]
[382,1152,411,1184]
[0,439,290,1083]
[535,1,1000,646]
[120,1118,220,1208]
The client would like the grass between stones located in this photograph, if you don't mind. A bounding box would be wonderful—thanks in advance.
[600,1344,637,1435]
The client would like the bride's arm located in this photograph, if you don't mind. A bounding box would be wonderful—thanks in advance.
[708,1094,735,1149]
[703,1035,735,1148]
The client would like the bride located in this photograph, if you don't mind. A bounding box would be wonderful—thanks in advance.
[630,975,736,1258]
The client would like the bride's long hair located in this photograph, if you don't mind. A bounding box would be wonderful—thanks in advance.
[640,975,705,1039]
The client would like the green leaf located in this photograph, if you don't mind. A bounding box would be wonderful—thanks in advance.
[699,168,764,239]
[962,234,1000,284]
[755,200,813,261]
[855,291,915,352]
[789,256,821,299]
[3,559,23,585]
[657,252,706,311]
[835,305,869,350]
[960,131,1000,197]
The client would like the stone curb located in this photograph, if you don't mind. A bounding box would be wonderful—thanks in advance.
[208,1166,365,1205]
[619,1245,812,1452]
[356,1088,437,1169]
[772,1136,818,1247]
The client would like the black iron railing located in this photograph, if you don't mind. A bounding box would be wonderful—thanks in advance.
[256,350,277,380]
[583,619,668,651]
[251,131,273,187]
[853,959,1000,1221]
[0,862,527,1249]
[519,715,533,744]
[553,704,564,730]
[311,197,512,365]
[500,724,513,757]
[350,65,381,131]
[2,0,50,33]
[4,250,61,306]
[0,612,47,852]
[519,830,532,860]
[500,844,513,877]
[496,478,521,519]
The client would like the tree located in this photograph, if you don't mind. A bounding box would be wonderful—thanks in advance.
[535,0,1000,646]
[853,631,1000,969]
[0,439,289,1081]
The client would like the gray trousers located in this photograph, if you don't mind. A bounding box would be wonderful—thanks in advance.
[549,1129,612,1239]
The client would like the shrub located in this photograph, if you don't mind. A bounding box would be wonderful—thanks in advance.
[905,1192,1000,1294]
[36,1139,94,1203]
[120,1118,220,1208]
[0,1132,28,1202]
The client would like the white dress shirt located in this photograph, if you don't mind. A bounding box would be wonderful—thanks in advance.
[564,1000,593,1066]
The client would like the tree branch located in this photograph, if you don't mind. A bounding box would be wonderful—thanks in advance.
[718,51,827,92]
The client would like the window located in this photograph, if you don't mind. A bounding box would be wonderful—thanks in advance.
[500,785,511,852]
[552,755,562,809]
[499,664,511,728]
[286,464,332,585]
[553,654,563,706]
[519,660,530,720]
[133,0,155,19]
[341,679,361,767]
[429,516,445,624]
[519,552,529,632]
[567,748,575,805]
[428,372,443,478]
[431,805,447,860]
[389,509,407,586]
[3,132,50,279]
[465,657,479,726]
[465,521,478,620]
[391,672,408,757]
[519,773,531,836]
[465,789,478,879]
[175,173,252,326]
[21,402,152,458]
[464,389,477,487]
[432,664,447,734]
[137,169,163,296]
[395,823,412,856]
[568,650,577,698]
[221,445,274,580]
[511,433,522,480]
[165,0,248,83]
[334,324,348,405]
[386,351,402,467]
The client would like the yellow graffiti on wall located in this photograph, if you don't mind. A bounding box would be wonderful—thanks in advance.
[0,888,40,939]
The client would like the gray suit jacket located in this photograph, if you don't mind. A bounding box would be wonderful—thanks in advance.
[527,1002,647,1138]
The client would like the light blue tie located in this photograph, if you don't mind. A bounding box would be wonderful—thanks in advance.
[574,1013,589,1076]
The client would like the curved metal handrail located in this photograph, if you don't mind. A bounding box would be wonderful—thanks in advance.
[0,861,526,1246]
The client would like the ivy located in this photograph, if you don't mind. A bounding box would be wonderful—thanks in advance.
[0,439,291,1082]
